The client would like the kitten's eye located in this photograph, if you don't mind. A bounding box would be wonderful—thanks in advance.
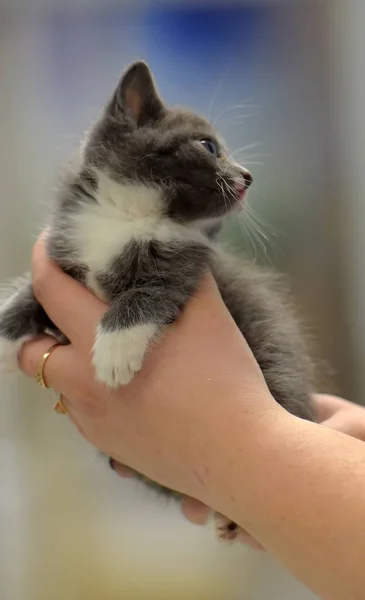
[199,139,219,157]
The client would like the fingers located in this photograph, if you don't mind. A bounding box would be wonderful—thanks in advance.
[180,496,210,525]
[237,529,265,551]
[311,394,355,422]
[312,394,365,442]
[321,409,365,442]
[108,462,211,524]
[31,237,106,347]
[18,336,73,392]
[109,463,211,524]
[109,458,210,525]
[109,459,136,479]
[179,496,264,550]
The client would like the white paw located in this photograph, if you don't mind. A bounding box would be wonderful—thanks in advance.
[0,335,31,373]
[215,513,240,542]
[92,324,157,388]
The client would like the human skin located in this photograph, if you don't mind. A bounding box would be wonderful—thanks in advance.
[112,393,365,553]
[18,238,365,600]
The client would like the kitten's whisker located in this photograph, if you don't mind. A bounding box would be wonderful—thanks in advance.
[207,65,233,122]
[245,204,283,237]
[220,180,238,214]
[244,214,271,263]
[212,103,257,127]
[232,113,259,124]
[245,209,270,238]
[232,154,269,165]
[224,180,241,201]
[241,218,259,263]
[245,211,271,244]
[216,178,229,214]
[231,143,263,158]
[247,186,284,227]
[243,207,280,261]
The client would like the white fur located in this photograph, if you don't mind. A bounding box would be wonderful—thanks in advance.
[92,323,157,388]
[0,334,32,373]
[71,171,207,290]
[73,171,207,384]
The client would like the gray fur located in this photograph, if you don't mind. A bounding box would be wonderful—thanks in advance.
[98,241,211,332]
[0,61,315,538]
[0,276,55,340]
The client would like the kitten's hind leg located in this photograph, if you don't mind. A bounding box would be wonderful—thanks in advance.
[215,513,263,548]
[0,274,57,372]
[215,514,241,542]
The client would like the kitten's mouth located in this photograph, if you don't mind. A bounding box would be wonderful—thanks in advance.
[234,183,247,202]
[232,172,252,205]
[229,182,247,212]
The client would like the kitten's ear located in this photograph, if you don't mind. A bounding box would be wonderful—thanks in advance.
[108,61,166,126]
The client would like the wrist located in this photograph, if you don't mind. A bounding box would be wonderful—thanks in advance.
[189,383,287,510]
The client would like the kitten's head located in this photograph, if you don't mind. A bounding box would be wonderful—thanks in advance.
[83,61,252,227]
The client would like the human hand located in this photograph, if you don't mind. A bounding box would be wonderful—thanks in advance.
[169,393,365,548]
[312,394,365,441]
[19,236,276,507]
[111,393,365,551]
[19,237,365,552]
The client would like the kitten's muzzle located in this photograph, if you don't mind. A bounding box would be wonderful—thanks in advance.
[237,166,253,190]
[243,170,253,189]
[234,169,253,202]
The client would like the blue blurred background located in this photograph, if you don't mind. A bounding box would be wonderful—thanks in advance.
[0,1,362,599]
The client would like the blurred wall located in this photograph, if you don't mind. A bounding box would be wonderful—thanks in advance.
[1,1,364,598]
[327,0,365,403]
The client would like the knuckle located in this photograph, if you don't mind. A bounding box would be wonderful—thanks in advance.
[31,238,51,302]
[18,341,37,376]
[31,268,48,303]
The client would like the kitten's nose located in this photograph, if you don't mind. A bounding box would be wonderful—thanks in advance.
[242,169,253,188]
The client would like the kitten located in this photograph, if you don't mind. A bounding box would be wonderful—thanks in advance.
[0,61,315,540]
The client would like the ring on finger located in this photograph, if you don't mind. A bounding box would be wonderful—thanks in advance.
[34,343,62,389]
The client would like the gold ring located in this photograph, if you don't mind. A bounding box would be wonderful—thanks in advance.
[34,343,61,389]
[53,396,68,415]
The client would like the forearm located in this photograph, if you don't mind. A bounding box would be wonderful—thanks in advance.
[200,401,365,600]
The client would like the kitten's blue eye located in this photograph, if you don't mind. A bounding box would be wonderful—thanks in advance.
[199,139,219,157]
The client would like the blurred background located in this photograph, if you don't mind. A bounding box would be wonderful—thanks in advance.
[0,0,363,598]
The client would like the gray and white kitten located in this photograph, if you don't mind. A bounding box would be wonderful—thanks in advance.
[0,61,315,540]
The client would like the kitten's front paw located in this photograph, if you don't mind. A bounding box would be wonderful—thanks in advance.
[92,324,157,388]
[0,335,30,373]
[215,513,241,542]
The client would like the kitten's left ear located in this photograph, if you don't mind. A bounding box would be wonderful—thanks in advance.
[109,61,166,126]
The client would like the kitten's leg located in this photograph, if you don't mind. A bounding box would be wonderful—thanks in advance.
[215,514,263,548]
[92,241,210,388]
[92,286,184,387]
[0,275,56,372]
[215,514,240,541]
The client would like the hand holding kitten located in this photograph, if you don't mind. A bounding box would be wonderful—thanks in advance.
[19,238,365,572]
[19,236,278,506]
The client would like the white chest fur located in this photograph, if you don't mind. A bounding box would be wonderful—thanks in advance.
[69,174,204,298]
